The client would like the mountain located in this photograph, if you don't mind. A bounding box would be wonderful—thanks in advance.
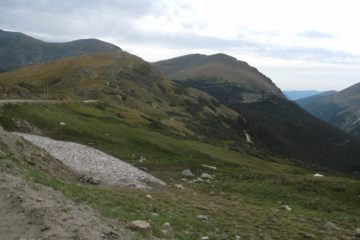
[154,54,360,171]
[284,90,323,100]
[297,83,360,139]
[154,53,285,101]
[0,50,247,145]
[1,32,360,239]
[0,29,120,72]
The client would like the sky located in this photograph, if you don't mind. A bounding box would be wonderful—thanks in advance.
[1,0,360,91]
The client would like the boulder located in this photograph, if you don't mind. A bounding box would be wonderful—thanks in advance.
[131,220,150,229]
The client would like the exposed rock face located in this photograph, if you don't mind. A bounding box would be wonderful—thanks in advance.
[16,133,166,189]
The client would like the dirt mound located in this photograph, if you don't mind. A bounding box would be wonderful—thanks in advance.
[0,172,136,240]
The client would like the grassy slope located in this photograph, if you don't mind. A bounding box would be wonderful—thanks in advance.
[0,103,359,240]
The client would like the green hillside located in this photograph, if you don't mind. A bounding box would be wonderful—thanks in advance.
[0,102,359,239]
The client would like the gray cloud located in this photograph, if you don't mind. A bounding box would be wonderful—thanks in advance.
[0,0,358,65]
[299,31,336,39]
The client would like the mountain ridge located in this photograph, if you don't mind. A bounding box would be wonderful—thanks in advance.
[297,82,360,139]
[154,54,360,171]
[154,53,285,99]
[0,29,121,72]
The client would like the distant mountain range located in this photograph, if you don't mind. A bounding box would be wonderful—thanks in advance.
[0,29,120,72]
[284,90,324,100]
[0,30,359,171]
[297,83,360,139]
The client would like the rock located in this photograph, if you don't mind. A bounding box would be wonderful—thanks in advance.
[161,222,173,237]
[175,184,185,190]
[352,228,360,239]
[302,233,316,239]
[313,173,324,177]
[244,130,254,144]
[323,221,338,230]
[149,212,159,217]
[145,194,152,199]
[79,175,101,185]
[200,237,209,240]
[138,156,146,163]
[14,119,42,134]
[201,173,213,180]
[182,169,194,177]
[201,164,217,170]
[131,220,150,229]
[235,236,241,240]
[59,122,66,126]
[281,205,292,211]
[195,177,204,182]
[197,214,208,222]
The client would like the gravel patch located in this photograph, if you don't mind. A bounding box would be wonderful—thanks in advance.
[16,133,166,189]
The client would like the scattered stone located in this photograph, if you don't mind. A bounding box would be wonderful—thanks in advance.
[313,173,324,177]
[197,214,208,222]
[182,169,194,177]
[59,122,66,126]
[131,220,150,230]
[181,178,188,182]
[201,165,217,170]
[145,194,152,199]
[323,221,338,230]
[175,184,185,190]
[201,173,213,180]
[281,205,292,211]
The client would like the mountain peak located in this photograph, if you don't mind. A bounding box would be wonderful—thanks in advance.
[154,53,284,98]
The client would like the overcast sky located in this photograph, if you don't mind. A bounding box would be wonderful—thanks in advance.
[1,0,359,91]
